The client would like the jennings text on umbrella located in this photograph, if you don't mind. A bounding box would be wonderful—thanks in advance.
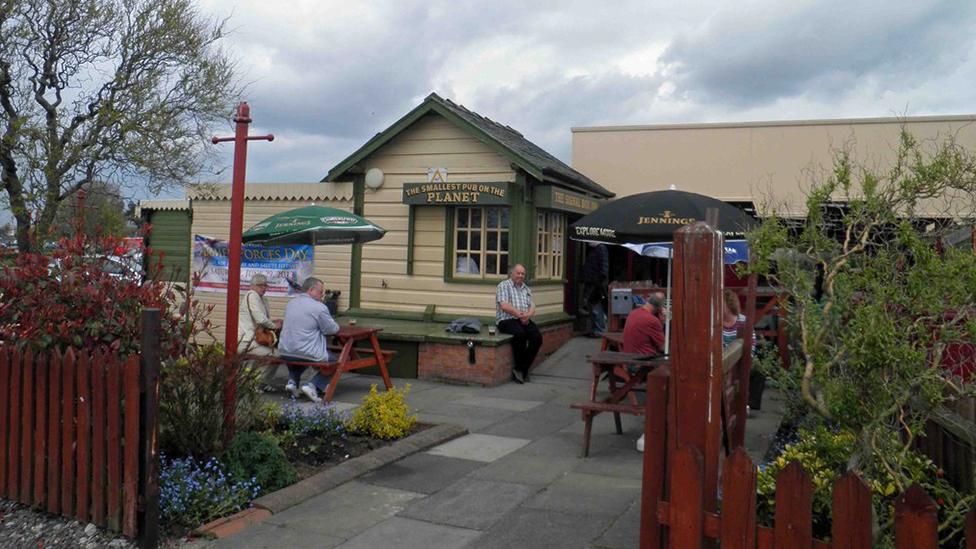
[637,210,697,225]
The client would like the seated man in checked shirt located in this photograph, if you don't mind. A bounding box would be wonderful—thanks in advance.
[495,264,543,384]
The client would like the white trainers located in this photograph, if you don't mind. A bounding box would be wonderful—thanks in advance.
[285,380,300,398]
[636,434,645,453]
[301,383,322,403]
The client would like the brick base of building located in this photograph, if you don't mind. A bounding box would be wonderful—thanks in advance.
[418,321,574,386]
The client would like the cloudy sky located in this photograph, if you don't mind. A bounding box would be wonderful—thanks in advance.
[182,0,976,189]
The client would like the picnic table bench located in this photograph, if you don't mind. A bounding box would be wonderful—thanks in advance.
[570,351,669,457]
[266,324,395,403]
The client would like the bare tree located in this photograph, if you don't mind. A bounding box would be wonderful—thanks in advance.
[0,0,238,251]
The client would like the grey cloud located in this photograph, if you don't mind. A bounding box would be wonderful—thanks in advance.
[661,2,976,107]
[455,69,665,161]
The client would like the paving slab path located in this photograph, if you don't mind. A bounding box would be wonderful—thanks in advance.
[187,336,784,549]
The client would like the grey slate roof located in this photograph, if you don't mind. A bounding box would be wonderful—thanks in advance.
[325,93,614,198]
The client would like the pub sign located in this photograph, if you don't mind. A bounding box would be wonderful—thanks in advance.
[402,182,510,206]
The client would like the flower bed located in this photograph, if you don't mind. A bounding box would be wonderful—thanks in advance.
[159,384,425,538]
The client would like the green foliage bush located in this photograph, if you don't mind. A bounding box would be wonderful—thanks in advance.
[347,384,416,440]
[221,431,298,495]
[746,131,976,542]
[159,344,263,458]
[757,426,969,546]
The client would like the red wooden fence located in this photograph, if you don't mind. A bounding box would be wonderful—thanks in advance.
[650,445,976,548]
[639,222,976,548]
[0,344,148,539]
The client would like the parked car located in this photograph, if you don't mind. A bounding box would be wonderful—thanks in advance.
[48,254,143,283]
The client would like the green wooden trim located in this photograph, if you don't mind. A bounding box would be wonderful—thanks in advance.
[325,94,543,182]
[406,205,415,276]
[336,307,573,346]
[344,307,425,321]
[349,175,365,308]
[443,206,455,280]
[533,185,604,214]
[444,277,507,285]
[508,171,536,280]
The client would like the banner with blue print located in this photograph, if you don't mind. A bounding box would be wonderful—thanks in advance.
[191,234,314,295]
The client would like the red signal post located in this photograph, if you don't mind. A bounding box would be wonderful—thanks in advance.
[212,102,274,443]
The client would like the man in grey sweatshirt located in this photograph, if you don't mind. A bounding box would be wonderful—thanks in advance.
[278,276,340,402]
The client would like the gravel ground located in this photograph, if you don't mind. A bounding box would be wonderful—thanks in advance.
[0,499,136,548]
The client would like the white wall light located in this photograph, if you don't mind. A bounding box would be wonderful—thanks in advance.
[364,168,385,190]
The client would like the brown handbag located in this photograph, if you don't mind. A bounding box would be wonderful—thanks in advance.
[254,325,277,347]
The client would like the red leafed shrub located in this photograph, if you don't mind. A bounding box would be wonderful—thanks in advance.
[0,232,212,357]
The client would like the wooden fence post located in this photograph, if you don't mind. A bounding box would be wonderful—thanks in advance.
[831,472,873,549]
[0,346,8,497]
[46,349,62,514]
[20,347,34,505]
[138,308,161,549]
[895,485,938,549]
[670,221,724,511]
[8,347,22,500]
[668,444,705,549]
[720,448,757,549]
[774,461,813,549]
[639,374,668,549]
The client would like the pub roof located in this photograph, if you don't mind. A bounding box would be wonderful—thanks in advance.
[324,92,614,199]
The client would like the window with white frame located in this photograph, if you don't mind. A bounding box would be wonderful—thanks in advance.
[453,207,510,278]
[535,211,565,279]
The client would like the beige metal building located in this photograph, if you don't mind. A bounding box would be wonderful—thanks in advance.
[572,114,976,216]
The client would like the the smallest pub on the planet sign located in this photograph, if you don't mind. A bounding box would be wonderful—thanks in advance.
[402,182,510,206]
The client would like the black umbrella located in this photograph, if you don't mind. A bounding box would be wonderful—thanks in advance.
[569,189,757,244]
[570,189,758,354]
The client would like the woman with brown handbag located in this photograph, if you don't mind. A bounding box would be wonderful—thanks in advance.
[238,273,282,392]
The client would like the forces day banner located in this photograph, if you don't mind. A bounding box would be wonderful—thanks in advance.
[192,235,314,295]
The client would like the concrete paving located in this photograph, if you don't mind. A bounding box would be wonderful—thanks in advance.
[194,336,784,549]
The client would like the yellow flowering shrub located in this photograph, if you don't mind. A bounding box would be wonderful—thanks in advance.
[347,384,417,440]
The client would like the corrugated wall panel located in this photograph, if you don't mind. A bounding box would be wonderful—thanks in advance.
[146,210,191,284]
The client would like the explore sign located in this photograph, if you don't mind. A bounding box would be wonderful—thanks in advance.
[402,182,510,206]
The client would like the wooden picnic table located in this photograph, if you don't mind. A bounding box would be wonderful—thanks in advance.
[600,331,624,352]
[570,351,669,457]
[273,324,395,403]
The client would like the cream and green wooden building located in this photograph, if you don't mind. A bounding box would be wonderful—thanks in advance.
[322,93,613,384]
[142,93,612,385]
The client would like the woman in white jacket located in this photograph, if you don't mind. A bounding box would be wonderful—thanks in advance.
[238,274,281,391]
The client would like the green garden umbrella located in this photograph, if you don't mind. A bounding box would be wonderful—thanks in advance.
[242,205,386,245]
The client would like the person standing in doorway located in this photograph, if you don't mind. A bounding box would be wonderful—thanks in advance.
[580,242,609,336]
[496,264,543,384]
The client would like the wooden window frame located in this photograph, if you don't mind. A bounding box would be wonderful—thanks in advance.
[446,206,511,283]
[535,210,566,281]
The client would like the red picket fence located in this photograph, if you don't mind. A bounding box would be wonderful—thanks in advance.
[650,445,976,549]
[0,342,159,543]
[639,223,976,548]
